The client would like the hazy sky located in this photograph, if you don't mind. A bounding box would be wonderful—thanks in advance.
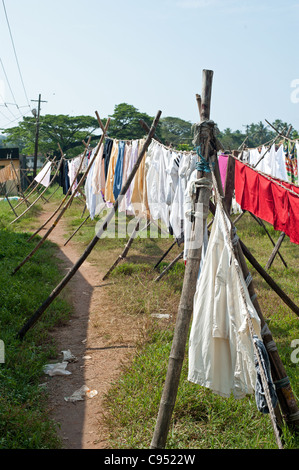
[0,0,298,135]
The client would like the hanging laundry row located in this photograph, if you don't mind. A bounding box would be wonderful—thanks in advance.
[239,140,299,185]
[234,158,299,245]
[82,137,201,257]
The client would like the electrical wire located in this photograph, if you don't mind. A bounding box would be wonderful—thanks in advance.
[2,0,31,111]
[0,57,24,120]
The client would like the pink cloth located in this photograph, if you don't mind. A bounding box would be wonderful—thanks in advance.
[218,154,229,191]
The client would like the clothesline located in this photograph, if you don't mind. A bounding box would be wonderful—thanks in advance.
[230,153,299,197]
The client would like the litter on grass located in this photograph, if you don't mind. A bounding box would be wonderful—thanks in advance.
[64,385,98,402]
[44,362,72,376]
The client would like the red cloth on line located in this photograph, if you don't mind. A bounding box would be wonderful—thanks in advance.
[234,159,299,245]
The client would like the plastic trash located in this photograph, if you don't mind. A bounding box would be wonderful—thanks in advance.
[44,362,72,376]
[61,349,77,362]
[64,385,98,402]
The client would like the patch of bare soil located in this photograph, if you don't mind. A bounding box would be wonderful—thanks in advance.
[35,206,144,449]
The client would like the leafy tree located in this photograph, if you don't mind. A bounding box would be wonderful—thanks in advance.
[106,103,163,141]
[1,114,100,158]
[160,116,193,147]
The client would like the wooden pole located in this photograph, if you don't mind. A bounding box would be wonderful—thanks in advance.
[9,158,62,225]
[14,156,53,209]
[265,232,286,270]
[154,240,177,270]
[208,182,299,434]
[12,125,105,273]
[4,191,18,217]
[16,110,162,340]
[154,251,183,282]
[27,146,88,241]
[223,153,236,213]
[249,214,288,268]
[151,70,214,449]
[63,214,90,246]
[102,217,142,280]
[10,161,30,207]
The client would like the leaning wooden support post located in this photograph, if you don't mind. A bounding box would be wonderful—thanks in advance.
[10,161,30,207]
[14,156,53,209]
[102,217,142,280]
[154,240,177,270]
[265,232,286,270]
[235,236,299,433]
[27,145,88,241]
[208,188,299,435]
[16,110,162,340]
[9,158,62,225]
[151,70,215,449]
[64,214,90,246]
[12,124,104,274]
[239,238,299,318]
[249,213,287,268]
[154,251,183,282]
[4,191,18,217]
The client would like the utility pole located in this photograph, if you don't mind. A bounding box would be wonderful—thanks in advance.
[31,94,47,178]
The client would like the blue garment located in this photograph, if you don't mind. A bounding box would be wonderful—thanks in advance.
[113,141,125,200]
[103,138,113,181]
[253,335,278,414]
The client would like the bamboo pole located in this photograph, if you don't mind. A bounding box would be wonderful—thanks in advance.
[154,251,183,282]
[16,110,162,340]
[4,191,18,217]
[9,158,62,225]
[154,240,177,270]
[10,161,30,207]
[209,182,299,433]
[249,213,288,268]
[151,70,214,449]
[102,217,142,280]
[27,145,88,241]
[63,214,90,246]
[14,156,53,209]
[12,125,105,274]
[265,232,286,270]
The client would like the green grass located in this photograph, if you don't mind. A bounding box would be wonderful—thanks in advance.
[95,212,299,450]
[0,191,73,449]
[1,185,299,449]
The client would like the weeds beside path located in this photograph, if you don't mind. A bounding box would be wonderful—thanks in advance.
[23,203,147,449]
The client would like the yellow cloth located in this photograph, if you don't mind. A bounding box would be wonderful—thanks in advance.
[130,139,150,219]
[104,140,119,203]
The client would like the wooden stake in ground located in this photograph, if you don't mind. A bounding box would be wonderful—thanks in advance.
[249,214,287,268]
[14,156,53,210]
[16,110,162,340]
[12,125,105,274]
[102,217,142,280]
[10,161,30,207]
[154,251,183,282]
[63,214,90,246]
[208,181,299,435]
[9,158,63,225]
[28,143,89,241]
[154,240,177,270]
[265,232,286,270]
[151,70,215,449]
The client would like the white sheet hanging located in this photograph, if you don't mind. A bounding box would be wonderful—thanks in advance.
[34,161,52,187]
[188,205,261,399]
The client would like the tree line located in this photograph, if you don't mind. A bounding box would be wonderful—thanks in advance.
[1,102,298,158]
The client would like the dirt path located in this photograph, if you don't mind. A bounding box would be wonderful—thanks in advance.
[36,206,141,449]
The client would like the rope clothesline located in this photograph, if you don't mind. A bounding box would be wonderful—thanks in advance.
[230,154,299,198]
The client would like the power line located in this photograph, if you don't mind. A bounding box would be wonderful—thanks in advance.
[2,0,31,110]
[0,57,23,119]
